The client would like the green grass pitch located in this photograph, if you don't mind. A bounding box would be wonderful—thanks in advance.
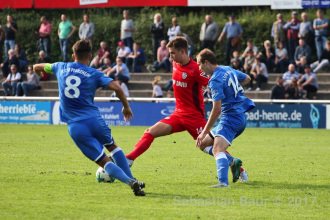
[0,124,329,219]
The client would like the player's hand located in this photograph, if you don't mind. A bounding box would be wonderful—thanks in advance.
[122,107,134,122]
[196,132,206,148]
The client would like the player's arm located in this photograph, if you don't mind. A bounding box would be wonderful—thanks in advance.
[240,74,251,87]
[33,63,53,78]
[107,81,133,121]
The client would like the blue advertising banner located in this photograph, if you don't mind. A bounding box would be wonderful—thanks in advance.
[302,0,330,8]
[0,101,51,124]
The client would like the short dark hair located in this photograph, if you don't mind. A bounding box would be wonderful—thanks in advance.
[72,39,92,60]
[167,37,188,54]
[197,49,217,65]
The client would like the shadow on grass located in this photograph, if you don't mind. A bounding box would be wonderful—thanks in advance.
[242,181,329,190]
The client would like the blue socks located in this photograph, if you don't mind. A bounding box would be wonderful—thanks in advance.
[225,152,234,165]
[104,162,131,185]
[203,146,234,165]
[214,152,229,185]
[110,147,134,179]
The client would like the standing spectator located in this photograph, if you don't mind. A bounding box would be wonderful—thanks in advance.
[285,77,300,99]
[284,11,301,62]
[167,17,180,41]
[283,64,300,87]
[14,44,28,71]
[298,12,313,47]
[311,40,330,73]
[200,15,219,52]
[248,58,268,91]
[17,65,40,97]
[90,41,111,68]
[58,14,76,62]
[296,56,307,75]
[218,15,243,65]
[148,40,171,73]
[294,38,312,66]
[257,40,275,72]
[152,76,163,98]
[107,57,130,83]
[1,49,19,79]
[125,42,146,73]
[271,13,287,49]
[270,76,285,99]
[121,10,135,50]
[0,25,3,63]
[37,50,52,81]
[313,10,328,60]
[4,15,18,58]
[79,14,95,44]
[150,13,164,61]
[275,41,289,73]
[37,16,52,58]
[117,41,131,63]
[298,65,318,99]
[2,64,21,96]
[243,50,255,74]
[241,40,258,64]
[177,31,194,57]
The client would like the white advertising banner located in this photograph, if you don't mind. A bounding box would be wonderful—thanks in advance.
[271,0,303,9]
[79,0,108,5]
[188,0,270,6]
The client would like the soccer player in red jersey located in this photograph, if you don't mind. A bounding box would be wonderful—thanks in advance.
[125,37,247,182]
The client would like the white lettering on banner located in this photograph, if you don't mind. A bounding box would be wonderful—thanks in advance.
[173,80,187,88]
[0,104,37,114]
[79,0,108,5]
[270,0,303,9]
[246,110,302,121]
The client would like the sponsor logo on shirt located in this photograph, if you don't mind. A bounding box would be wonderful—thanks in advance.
[173,79,187,88]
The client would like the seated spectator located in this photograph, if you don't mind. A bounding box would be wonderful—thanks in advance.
[148,40,171,73]
[37,50,52,81]
[117,41,131,63]
[1,49,19,79]
[294,38,312,66]
[257,40,275,72]
[241,40,258,64]
[231,58,243,71]
[243,49,255,74]
[285,77,300,99]
[297,65,319,99]
[14,44,28,71]
[152,76,163,98]
[270,76,285,99]
[111,77,129,97]
[283,64,300,87]
[107,57,130,83]
[311,40,330,73]
[177,31,194,57]
[125,42,146,73]
[90,56,101,69]
[231,50,242,64]
[2,64,21,96]
[296,56,307,75]
[274,41,289,73]
[17,65,40,96]
[90,41,111,67]
[248,58,268,91]
[98,57,112,73]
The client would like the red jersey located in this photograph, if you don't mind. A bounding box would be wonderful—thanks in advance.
[172,58,209,117]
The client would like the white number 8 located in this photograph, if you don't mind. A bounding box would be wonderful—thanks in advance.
[65,75,81,98]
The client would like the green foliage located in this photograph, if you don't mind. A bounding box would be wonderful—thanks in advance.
[0,7,329,64]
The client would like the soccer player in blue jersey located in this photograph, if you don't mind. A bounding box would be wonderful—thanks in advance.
[33,39,145,196]
[196,49,255,187]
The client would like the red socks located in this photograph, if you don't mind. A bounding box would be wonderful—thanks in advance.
[126,133,155,160]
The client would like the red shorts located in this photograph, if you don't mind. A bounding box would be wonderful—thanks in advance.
[159,113,206,140]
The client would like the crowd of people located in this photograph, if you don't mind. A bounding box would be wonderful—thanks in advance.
[0,10,329,98]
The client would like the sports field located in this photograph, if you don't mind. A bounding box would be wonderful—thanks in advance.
[0,124,329,219]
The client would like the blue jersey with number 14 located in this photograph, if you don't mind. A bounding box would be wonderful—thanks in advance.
[50,62,112,123]
[208,66,255,114]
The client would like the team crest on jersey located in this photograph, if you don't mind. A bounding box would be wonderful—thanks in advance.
[182,72,188,79]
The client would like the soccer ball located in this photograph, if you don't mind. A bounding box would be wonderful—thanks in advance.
[96,167,115,183]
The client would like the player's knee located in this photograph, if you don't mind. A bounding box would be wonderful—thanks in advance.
[144,128,151,133]
[104,143,117,152]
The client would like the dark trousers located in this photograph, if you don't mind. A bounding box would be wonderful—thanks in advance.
[303,84,318,99]
[201,40,215,52]
[288,39,298,61]
[152,37,162,61]
[249,74,268,88]
[39,37,51,58]
[225,38,236,65]
[126,57,145,73]
[123,37,133,50]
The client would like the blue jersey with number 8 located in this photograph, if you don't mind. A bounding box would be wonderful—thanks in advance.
[208,66,255,114]
[48,62,112,123]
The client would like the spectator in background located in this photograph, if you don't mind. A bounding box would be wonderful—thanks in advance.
[117,41,131,63]
[296,56,307,75]
[98,57,113,73]
[285,77,299,99]
[283,64,300,87]
[167,17,180,41]
[150,13,164,62]
[1,49,19,79]
[298,65,318,99]
[37,50,51,80]
[37,16,52,58]
[17,65,40,97]
[200,15,219,52]
[270,76,285,99]
[111,77,129,98]
[121,10,135,50]
[243,49,255,74]
[79,14,95,44]
[107,57,130,83]
[271,13,287,49]
[313,10,329,60]
[274,41,289,73]
[2,64,21,96]
[294,38,312,66]
[90,41,111,68]
[311,40,330,73]
[4,15,18,58]
[177,31,194,57]
[0,25,3,63]
[241,40,258,64]
[152,76,163,99]
[58,14,76,62]
[257,40,275,72]
[218,15,243,65]
[231,58,243,71]
[298,12,313,47]
[126,42,146,73]
[248,58,268,91]
[148,40,171,73]
[284,11,300,61]
[14,44,28,71]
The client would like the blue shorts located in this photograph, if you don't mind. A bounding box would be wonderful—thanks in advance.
[210,113,247,145]
[67,116,114,163]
